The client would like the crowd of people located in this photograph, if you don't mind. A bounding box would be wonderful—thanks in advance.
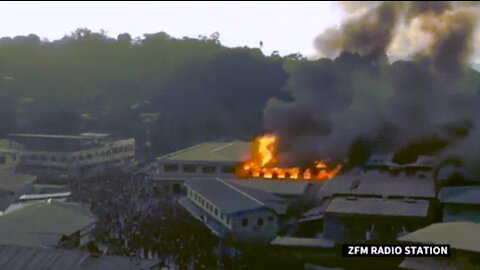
[69,173,244,269]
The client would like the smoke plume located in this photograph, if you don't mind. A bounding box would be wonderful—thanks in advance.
[264,1,480,171]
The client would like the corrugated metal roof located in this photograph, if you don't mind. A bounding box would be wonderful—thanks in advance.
[325,197,430,217]
[158,141,250,162]
[320,171,435,198]
[438,186,480,205]
[270,236,335,248]
[0,171,36,193]
[226,179,310,196]
[0,201,97,247]
[185,178,264,214]
[185,178,287,215]
[398,222,480,253]
[0,245,158,270]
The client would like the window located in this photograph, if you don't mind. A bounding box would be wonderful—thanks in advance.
[202,166,216,173]
[214,208,218,216]
[242,218,248,227]
[226,217,230,224]
[30,155,38,160]
[61,156,67,162]
[79,155,84,161]
[257,218,264,226]
[221,166,235,174]
[221,213,225,220]
[173,183,181,193]
[50,155,57,162]
[164,164,179,172]
[182,164,198,173]
[0,156,5,164]
[87,154,93,160]
[40,155,47,161]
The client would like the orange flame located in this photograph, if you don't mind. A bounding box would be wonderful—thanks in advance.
[236,134,342,181]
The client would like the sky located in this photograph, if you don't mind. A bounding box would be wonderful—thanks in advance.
[0,1,345,57]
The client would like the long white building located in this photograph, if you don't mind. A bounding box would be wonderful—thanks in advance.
[4,133,136,179]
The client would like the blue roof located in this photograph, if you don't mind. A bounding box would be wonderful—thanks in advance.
[438,186,480,205]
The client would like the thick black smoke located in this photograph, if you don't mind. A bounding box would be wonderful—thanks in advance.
[264,1,480,170]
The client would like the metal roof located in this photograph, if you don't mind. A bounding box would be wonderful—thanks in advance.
[438,186,480,205]
[325,197,430,217]
[185,178,287,215]
[398,222,480,253]
[0,171,36,193]
[0,201,97,247]
[226,179,311,196]
[320,171,435,198]
[158,141,250,162]
[185,178,264,214]
[270,236,335,248]
[0,244,158,270]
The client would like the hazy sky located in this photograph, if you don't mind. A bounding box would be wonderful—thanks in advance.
[0,1,344,57]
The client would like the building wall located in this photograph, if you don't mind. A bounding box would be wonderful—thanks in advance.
[186,186,278,243]
[14,138,135,177]
[230,209,278,243]
[443,204,480,223]
[155,160,237,179]
[324,215,430,243]
[187,186,233,229]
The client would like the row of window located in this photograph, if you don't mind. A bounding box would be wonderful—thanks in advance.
[164,164,235,174]
[24,145,134,163]
[189,189,230,225]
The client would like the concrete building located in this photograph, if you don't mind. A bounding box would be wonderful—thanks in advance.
[398,222,480,270]
[323,197,430,242]
[4,133,135,179]
[179,178,287,243]
[300,171,436,243]
[142,141,250,196]
[142,141,325,199]
[0,171,36,213]
[0,201,97,248]
[438,186,480,223]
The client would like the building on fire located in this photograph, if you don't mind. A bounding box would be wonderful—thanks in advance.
[2,133,136,180]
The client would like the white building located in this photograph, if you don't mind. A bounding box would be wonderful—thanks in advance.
[4,133,135,179]
[180,178,287,244]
